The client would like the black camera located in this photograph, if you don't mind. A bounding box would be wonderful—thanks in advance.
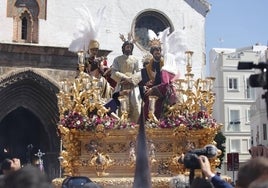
[238,61,268,89]
[182,144,218,169]
[238,61,268,118]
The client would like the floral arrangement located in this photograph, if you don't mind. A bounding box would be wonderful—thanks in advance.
[59,111,137,131]
[60,110,218,131]
[145,110,218,130]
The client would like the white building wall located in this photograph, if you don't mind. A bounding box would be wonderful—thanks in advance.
[250,45,268,146]
[209,45,267,179]
[0,0,209,78]
[0,1,13,42]
[251,88,268,146]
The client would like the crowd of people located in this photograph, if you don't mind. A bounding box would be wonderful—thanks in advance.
[2,156,268,187]
[0,158,102,188]
[0,158,53,188]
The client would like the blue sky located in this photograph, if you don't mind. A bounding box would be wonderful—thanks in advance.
[206,0,268,54]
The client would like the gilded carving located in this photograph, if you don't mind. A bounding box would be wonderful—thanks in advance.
[55,53,221,187]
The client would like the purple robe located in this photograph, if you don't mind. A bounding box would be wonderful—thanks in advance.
[141,68,177,120]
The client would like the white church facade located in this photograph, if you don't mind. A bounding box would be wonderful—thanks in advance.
[0,0,212,180]
[0,0,210,78]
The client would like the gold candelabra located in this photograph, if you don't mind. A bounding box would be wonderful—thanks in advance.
[57,52,110,120]
[167,51,216,116]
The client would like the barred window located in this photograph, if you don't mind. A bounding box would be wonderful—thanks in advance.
[134,11,173,50]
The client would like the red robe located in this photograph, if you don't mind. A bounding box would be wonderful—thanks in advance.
[141,59,177,120]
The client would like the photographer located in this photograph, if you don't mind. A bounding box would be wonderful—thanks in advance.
[1,158,21,175]
[0,158,21,187]
[198,155,233,188]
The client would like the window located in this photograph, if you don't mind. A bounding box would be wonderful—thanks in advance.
[134,11,172,50]
[21,17,28,40]
[246,78,254,99]
[230,139,240,152]
[256,126,260,145]
[12,5,40,43]
[263,124,267,140]
[228,109,240,132]
[228,77,238,91]
[241,139,249,153]
[245,109,250,124]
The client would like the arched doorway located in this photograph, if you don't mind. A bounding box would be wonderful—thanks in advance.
[0,70,60,179]
[0,107,46,164]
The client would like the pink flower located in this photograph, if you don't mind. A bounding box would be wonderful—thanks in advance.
[59,111,138,131]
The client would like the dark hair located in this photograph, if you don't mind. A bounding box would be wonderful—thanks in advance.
[150,46,161,55]
[236,157,268,188]
[4,165,52,188]
[89,60,100,72]
[121,41,134,54]
[1,158,11,171]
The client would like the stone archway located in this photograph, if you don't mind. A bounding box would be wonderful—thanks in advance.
[0,69,60,179]
[0,107,44,163]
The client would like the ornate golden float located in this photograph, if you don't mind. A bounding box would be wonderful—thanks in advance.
[53,51,222,188]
